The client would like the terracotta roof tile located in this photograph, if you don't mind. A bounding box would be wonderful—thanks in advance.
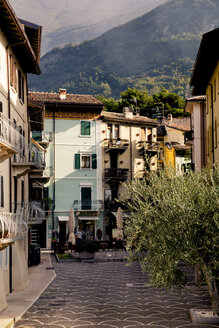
[101,111,158,125]
[28,91,103,106]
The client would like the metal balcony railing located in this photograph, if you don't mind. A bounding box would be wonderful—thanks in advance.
[0,212,28,243]
[32,131,52,143]
[0,112,25,153]
[104,138,129,152]
[73,200,103,211]
[105,168,129,181]
[137,141,159,153]
[42,166,53,178]
[13,143,45,169]
[15,201,49,225]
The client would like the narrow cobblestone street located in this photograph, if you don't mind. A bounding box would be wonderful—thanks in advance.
[15,255,218,328]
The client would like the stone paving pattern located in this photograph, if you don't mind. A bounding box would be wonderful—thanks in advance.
[15,254,219,328]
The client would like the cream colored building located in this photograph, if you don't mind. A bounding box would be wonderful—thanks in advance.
[101,107,158,239]
[0,0,41,312]
[185,96,207,171]
[190,28,219,167]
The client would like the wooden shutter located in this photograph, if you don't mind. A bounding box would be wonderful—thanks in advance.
[81,187,91,210]
[75,153,80,169]
[92,154,97,169]
[81,121,90,135]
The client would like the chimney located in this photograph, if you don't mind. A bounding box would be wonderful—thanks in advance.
[59,88,66,100]
[167,113,173,122]
[123,106,133,119]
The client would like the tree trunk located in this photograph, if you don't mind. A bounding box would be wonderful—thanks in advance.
[204,271,219,316]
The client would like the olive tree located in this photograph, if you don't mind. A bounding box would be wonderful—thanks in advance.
[122,167,219,314]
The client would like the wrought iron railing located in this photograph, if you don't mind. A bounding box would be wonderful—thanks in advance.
[0,112,25,153]
[73,200,103,211]
[105,168,129,180]
[42,166,53,178]
[0,212,27,242]
[13,143,45,168]
[32,131,52,143]
[104,138,129,151]
[15,201,49,225]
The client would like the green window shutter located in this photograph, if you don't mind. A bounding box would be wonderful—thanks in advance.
[81,121,90,135]
[81,187,91,210]
[92,154,97,169]
[75,153,80,169]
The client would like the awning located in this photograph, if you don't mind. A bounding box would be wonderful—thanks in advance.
[58,216,69,222]
[78,216,99,221]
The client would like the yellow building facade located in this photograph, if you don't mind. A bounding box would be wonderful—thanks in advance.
[190,28,219,167]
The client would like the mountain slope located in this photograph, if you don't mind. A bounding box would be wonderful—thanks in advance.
[29,0,219,97]
[10,0,166,54]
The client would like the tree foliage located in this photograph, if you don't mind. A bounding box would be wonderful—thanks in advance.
[122,167,219,310]
[99,87,187,119]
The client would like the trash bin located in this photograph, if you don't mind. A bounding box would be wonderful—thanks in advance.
[28,244,41,266]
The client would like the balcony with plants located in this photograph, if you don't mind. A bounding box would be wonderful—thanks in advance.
[103,138,129,153]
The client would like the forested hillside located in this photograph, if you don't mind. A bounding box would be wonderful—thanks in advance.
[29,0,219,98]
[10,0,165,54]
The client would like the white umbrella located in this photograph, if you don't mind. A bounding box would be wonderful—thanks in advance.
[116,207,123,240]
[68,208,75,245]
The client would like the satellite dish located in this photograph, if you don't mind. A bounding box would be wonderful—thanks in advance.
[165,142,172,150]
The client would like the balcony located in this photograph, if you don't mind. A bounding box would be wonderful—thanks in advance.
[0,212,28,249]
[32,131,52,148]
[104,138,129,153]
[105,168,129,183]
[12,143,45,177]
[0,113,25,163]
[15,201,48,225]
[137,141,160,156]
[73,200,103,216]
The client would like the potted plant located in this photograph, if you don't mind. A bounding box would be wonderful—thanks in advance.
[75,241,98,260]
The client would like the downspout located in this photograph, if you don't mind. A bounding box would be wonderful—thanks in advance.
[6,45,13,293]
[208,84,215,165]
[52,108,56,230]
[129,125,132,180]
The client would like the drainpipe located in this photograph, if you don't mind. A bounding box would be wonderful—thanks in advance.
[52,108,56,230]
[208,84,215,165]
[6,45,13,293]
[129,125,132,180]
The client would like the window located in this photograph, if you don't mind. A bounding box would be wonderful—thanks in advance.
[215,119,218,149]
[75,153,97,169]
[18,70,25,103]
[0,102,2,112]
[0,176,4,207]
[4,247,8,270]
[82,155,91,169]
[10,55,17,91]
[81,121,90,136]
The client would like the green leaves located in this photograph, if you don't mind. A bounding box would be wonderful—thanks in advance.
[122,167,219,288]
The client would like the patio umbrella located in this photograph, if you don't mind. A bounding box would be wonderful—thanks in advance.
[68,208,75,245]
[116,207,123,240]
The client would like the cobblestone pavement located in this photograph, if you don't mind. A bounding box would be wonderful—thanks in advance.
[15,255,219,328]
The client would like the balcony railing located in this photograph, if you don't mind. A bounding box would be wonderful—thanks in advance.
[0,212,28,246]
[0,112,25,153]
[137,141,159,153]
[105,168,129,182]
[73,200,103,211]
[12,143,45,169]
[42,166,53,178]
[15,201,48,225]
[104,138,129,153]
[32,131,52,144]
